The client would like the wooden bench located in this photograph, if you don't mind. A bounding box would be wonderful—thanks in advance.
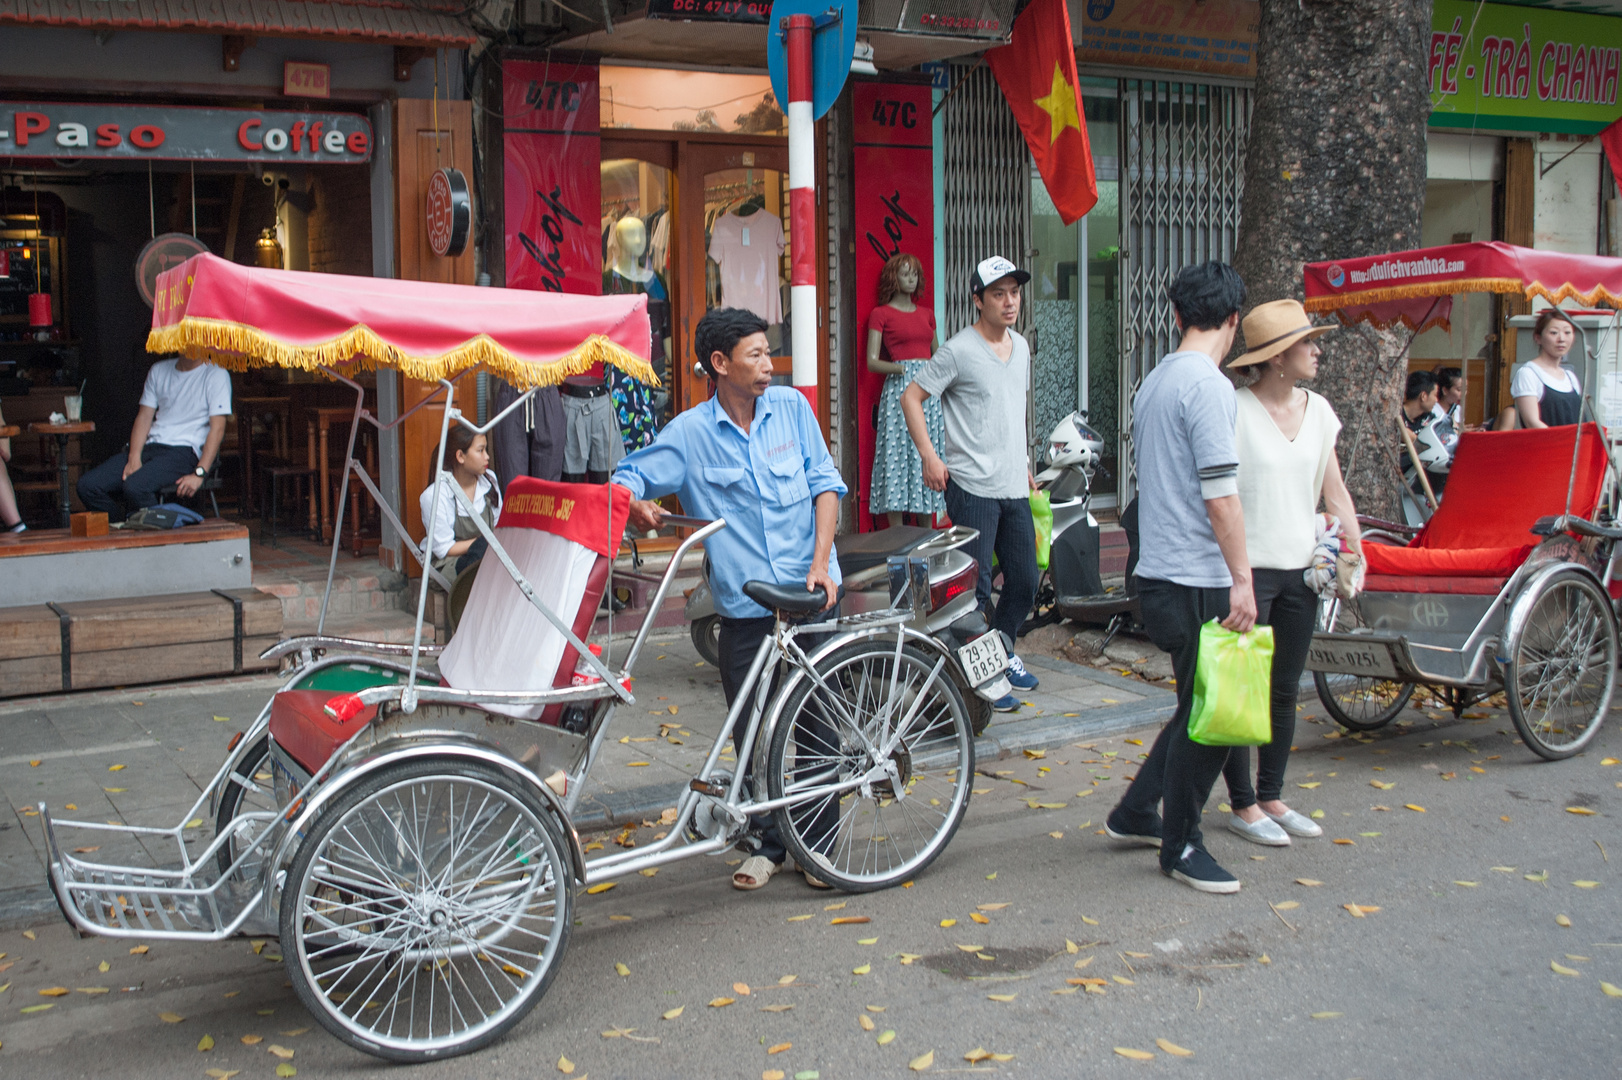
[0,521,252,606]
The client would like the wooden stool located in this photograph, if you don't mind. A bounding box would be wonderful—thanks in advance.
[261,462,316,548]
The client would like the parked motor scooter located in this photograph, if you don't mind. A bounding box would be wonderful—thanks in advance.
[684,522,1004,733]
[1024,410,1141,646]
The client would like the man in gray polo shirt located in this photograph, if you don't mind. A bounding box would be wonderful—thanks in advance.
[901,255,1040,714]
[1104,261,1258,895]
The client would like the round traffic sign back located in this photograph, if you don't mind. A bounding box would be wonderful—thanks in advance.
[767,0,858,121]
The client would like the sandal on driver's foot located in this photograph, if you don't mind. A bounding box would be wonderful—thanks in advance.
[732,855,782,890]
[797,863,833,890]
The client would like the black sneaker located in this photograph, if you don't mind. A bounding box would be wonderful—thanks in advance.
[1164,846,1240,894]
[1104,809,1162,849]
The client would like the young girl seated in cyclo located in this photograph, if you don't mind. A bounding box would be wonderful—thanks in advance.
[418,426,502,614]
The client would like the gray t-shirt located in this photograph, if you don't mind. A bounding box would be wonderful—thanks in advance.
[1133,350,1239,588]
[910,326,1030,499]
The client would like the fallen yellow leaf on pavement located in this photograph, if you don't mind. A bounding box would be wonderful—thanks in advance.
[38,988,68,997]
[1573,880,1601,888]
[1113,975,1134,985]
[709,997,735,1007]
[1556,914,1572,927]
[241,1035,263,1045]
[1602,982,1622,997]
[852,964,871,975]
[1567,807,1598,815]
[987,993,1017,1002]
[1552,961,1580,976]
[830,916,870,925]
[764,1071,785,1080]
[859,1014,875,1031]
[970,912,990,924]
[198,1035,215,1051]
[1273,901,1300,911]
[940,918,956,927]
[159,1011,185,1022]
[557,1054,574,1073]
[1156,1039,1194,1057]
[733,982,751,995]
[267,1046,294,1060]
[1113,1047,1154,1060]
[662,1006,684,1020]
[909,1049,935,1071]
[955,944,983,952]
[877,1029,897,1045]
[1311,1012,1342,1019]
[767,1042,791,1055]
[585,883,615,894]
[979,903,1009,911]
[1296,879,1323,887]
[614,962,629,977]
[1370,780,1394,790]
[1405,804,1426,812]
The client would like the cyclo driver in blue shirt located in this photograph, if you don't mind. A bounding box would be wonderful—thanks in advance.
[613,307,847,893]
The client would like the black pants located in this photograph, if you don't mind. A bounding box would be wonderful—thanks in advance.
[718,613,837,866]
[944,479,1040,642]
[1223,568,1318,809]
[489,380,566,487]
[1112,577,1232,872]
[77,442,198,522]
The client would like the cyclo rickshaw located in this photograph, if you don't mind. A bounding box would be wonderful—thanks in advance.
[38,254,1007,1061]
[1299,241,1622,759]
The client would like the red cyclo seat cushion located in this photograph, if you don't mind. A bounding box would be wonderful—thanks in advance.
[1363,573,1509,595]
[1362,543,1533,578]
[268,689,378,775]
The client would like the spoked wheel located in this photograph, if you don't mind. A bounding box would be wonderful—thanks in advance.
[215,736,277,880]
[1313,598,1415,731]
[767,640,974,892]
[1505,570,1618,760]
[280,760,574,1062]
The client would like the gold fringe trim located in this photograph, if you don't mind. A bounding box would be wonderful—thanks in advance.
[1333,309,1453,335]
[1302,278,1523,312]
[1307,277,1622,315]
[145,317,660,390]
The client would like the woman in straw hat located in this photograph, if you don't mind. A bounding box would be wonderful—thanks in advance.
[1219,298,1364,848]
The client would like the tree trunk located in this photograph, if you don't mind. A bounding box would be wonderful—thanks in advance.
[1231,0,1432,519]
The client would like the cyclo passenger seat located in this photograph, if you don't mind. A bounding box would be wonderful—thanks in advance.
[268,480,630,775]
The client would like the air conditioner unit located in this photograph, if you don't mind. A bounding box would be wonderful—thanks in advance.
[519,0,564,29]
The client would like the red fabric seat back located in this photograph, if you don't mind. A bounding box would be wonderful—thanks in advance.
[268,689,379,776]
[1410,424,1607,551]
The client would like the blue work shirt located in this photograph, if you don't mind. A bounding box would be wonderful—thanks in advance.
[613,386,847,619]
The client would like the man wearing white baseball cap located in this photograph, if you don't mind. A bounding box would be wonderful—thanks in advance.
[901,256,1039,714]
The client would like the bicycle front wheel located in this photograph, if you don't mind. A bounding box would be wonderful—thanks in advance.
[766,639,974,892]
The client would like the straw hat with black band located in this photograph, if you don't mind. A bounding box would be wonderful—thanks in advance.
[1230,298,1334,368]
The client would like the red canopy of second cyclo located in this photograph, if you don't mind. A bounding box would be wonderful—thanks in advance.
[1302,241,1622,334]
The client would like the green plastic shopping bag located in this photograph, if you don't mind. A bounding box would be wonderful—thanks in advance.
[1188,620,1275,746]
[1030,490,1053,571]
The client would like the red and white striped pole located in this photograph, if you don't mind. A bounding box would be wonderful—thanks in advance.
[785,12,818,414]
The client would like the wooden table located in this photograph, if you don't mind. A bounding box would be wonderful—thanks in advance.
[27,421,95,529]
[236,396,293,516]
[307,407,376,543]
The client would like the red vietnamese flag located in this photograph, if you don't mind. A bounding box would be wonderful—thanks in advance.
[1602,114,1622,192]
[985,0,1097,224]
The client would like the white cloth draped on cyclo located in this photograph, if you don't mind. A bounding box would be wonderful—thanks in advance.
[438,478,632,720]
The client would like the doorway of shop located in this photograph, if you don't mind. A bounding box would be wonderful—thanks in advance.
[600,135,796,421]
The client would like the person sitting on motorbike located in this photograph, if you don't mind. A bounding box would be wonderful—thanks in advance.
[1401,370,1449,497]
[612,307,847,893]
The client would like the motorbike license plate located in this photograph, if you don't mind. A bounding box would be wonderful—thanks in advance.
[1306,638,1399,679]
[958,631,1010,688]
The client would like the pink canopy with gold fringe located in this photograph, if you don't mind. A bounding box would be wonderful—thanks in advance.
[1302,242,1622,334]
[147,253,656,390]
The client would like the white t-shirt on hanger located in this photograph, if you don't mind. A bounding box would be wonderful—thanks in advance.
[707,210,784,324]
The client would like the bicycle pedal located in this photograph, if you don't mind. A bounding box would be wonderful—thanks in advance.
[689,778,726,797]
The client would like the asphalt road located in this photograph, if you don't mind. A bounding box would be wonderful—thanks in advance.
[1,695,1618,1079]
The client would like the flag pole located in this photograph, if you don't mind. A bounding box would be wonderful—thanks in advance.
[931,55,987,118]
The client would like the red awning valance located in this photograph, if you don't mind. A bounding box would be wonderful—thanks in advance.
[148,253,657,390]
[1302,242,1622,333]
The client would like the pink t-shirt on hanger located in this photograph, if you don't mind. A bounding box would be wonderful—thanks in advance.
[708,210,785,325]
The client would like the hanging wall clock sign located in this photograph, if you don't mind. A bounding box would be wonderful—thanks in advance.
[426,167,472,258]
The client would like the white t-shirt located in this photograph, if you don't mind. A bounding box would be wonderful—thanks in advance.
[140,359,232,454]
[1511,362,1580,400]
[708,211,784,324]
[418,472,501,561]
[1235,387,1342,570]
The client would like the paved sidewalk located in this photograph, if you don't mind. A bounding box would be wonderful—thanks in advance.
[0,629,1174,929]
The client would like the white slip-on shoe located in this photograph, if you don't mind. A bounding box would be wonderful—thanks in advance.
[1227,813,1291,847]
[1266,807,1324,838]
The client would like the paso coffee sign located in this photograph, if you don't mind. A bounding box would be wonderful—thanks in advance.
[0,102,372,162]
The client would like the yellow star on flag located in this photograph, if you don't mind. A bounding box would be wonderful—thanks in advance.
[1033,62,1081,144]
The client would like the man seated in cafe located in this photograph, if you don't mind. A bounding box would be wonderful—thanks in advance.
[611,307,846,893]
[77,353,232,523]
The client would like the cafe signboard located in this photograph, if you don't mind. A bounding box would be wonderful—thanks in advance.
[1430,0,1622,134]
[0,102,372,162]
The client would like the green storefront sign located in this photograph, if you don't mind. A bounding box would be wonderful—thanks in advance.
[1430,0,1622,134]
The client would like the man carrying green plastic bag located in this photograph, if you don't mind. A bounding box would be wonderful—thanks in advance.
[1102,261,1258,896]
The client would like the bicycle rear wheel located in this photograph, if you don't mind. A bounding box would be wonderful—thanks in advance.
[1313,598,1413,731]
[766,639,974,892]
[215,736,276,880]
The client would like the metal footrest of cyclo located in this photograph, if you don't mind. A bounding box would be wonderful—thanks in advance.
[43,813,262,941]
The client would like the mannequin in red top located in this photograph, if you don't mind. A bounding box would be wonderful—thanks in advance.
[866,253,945,527]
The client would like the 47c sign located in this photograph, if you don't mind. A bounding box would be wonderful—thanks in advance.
[0,102,371,162]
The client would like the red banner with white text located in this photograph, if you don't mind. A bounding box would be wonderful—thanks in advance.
[503,58,601,296]
[853,81,935,533]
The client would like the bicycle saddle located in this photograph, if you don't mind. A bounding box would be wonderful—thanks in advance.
[743,579,833,616]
